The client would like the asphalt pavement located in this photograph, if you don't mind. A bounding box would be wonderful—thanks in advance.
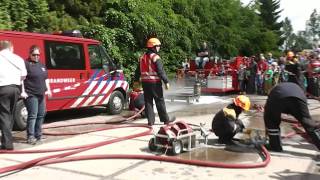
[0,94,320,180]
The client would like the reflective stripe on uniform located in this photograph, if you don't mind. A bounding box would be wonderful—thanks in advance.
[268,128,280,132]
[233,124,238,132]
[267,128,280,136]
[268,132,281,136]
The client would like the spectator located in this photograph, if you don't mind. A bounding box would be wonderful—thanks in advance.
[256,56,268,94]
[0,40,27,150]
[195,42,210,69]
[266,52,274,65]
[23,45,51,145]
[246,56,257,94]
[237,63,247,94]
[263,65,274,95]
[271,61,280,86]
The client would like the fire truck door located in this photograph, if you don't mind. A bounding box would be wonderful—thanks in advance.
[45,41,89,111]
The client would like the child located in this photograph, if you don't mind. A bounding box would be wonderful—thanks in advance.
[263,65,274,95]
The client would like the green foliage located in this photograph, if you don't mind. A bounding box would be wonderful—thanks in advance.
[281,17,294,51]
[2,0,296,81]
[306,9,320,43]
[259,0,283,46]
[27,0,49,32]
[0,0,12,30]
[9,0,30,30]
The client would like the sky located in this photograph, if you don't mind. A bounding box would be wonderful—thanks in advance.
[241,0,320,33]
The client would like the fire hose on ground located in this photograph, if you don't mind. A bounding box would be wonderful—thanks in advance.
[0,107,271,176]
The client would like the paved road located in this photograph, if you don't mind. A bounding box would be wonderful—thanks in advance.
[0,94,319,180]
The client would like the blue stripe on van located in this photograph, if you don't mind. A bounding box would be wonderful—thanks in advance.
[88,70,101,84]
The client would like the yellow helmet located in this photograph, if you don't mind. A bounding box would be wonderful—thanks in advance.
[147,38,161,48]
[233,95,251,111]
[287,51,294,58]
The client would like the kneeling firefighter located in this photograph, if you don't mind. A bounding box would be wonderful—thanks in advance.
[212,95,251,144]
[129,82,145,117]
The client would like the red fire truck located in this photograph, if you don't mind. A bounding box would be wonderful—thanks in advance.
[0,30,129,130]
[178,57,241,94]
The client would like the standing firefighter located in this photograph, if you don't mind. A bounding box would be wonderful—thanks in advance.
[264,82,320,152]
[285,51,304,90]
[134,38,175,126]
[212,95,251,144]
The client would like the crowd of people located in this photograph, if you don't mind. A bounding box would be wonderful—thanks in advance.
[236,50,320,95]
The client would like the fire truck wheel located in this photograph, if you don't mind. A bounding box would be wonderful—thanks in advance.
[171,140,183,155]
[107,91,124,115]
[148,138,157,151]
[13,100,28,130]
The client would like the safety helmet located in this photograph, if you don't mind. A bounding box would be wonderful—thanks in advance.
[147,38,161,48]
[287,51,294,58]
[233,95,251,111]
[132,81,142,92]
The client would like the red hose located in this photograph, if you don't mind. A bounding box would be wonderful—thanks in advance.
[0,107,271,175]
[38,145,270,169]
[0,125,152,174]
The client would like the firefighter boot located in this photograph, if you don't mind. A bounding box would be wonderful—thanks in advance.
[164,116,176,125]
[309,128,320,150]
[266,135,283,152]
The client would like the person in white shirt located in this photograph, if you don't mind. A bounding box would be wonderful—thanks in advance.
[0,40,27,150]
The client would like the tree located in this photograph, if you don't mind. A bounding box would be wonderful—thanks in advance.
[306,9,320,47]
[27,0,50,32]
[0,0,286,80]
[0,0,12,30]
[8,0,30,30]
[281,17,294,51]
[259,0,283,46]
[291,31,313,52]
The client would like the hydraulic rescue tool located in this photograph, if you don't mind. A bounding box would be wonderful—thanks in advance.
[148,121,209,155]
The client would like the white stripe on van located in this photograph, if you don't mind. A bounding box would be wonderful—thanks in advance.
[91,81,116,106]
[70,81,98,108]
[101,81,123,105]
[81,81,107,107]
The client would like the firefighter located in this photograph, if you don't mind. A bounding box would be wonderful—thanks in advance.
[264,82,320,152]
[212,95,251,144]
[129,82,145,115]
[134,38,175,126]
[285,51,305,90]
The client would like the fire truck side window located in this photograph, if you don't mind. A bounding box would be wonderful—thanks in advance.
[45,41,85,70]
[100,45,116,71]
[88,45,103,69]
[88,44,115,72]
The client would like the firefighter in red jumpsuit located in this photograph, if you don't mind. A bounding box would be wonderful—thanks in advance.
[264,82,320,152]
[134,38,175,126]
[212,95,251,144]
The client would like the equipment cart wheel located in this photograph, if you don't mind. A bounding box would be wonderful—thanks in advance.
[148,138,157,151]
[171,140,183,155]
